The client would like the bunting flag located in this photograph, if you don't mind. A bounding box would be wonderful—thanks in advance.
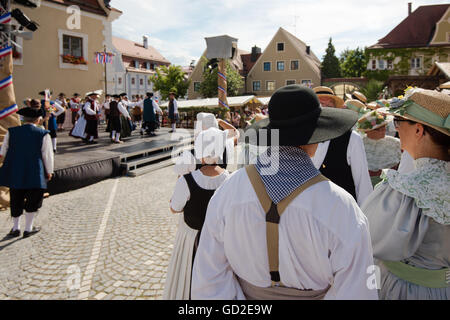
[0,104,18,120]
[0,75,12,90]
[0,12,11,24]
[94,52,114,64]
[0,46,12,58]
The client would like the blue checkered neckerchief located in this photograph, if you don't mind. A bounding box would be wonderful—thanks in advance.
[254,146,320,204]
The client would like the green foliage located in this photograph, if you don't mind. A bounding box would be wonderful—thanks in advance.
[360,79,385,101]
[199,57,244,98]
[150,65,190,100]
[339,47,367,77]
[321,38,341,78]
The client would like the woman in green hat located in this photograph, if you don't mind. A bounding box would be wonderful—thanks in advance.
[361,88,450,300]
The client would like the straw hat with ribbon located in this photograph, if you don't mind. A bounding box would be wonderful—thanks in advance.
[313,86,345,108]
[345,91,367,104]
[344,99,367,116]
[357,109,392,132]
[388,88,450,136]
[367,99,389,110]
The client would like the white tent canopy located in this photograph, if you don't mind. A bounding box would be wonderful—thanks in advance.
[161,95,265,109]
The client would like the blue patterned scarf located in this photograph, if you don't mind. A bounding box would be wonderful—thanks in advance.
[255,146,320,204]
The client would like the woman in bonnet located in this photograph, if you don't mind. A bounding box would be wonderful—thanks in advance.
[361,88,450,300]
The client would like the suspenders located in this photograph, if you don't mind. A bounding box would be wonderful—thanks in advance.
[245,164,329,287]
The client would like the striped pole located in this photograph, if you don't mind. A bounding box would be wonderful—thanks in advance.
[218,59,229,109]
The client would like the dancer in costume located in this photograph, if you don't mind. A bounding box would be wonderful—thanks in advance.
[69,93,81,125]
[39,91,64,153]
[168,91,178,133]
[118,93,133,140]
[361,88,450,300]
[0,107,54,239]
[164,127,230,299]
[191,85,377,300]
[82,90,102,144]
[311,86,372,206]
[55,93,67,131]
[140,92,161,137]
[357,109,401,187]
[109,94,131,144]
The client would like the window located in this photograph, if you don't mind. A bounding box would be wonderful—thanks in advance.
[151,63,155,70]
[411,57,422,69]
[63,35,83,57]
[387,60,393,70]
[277,43,284,51]
[378,60,385,70]
[118,77,122,85]
[146,62,150,70]
[290,60,299,70]
[277,61,285,71]
[253,81,261,91]
[263,62,271,71]
[286,80,296,85]
[134,60,139,68]
[140,78,144,86]
[194,82,201,92]
[131,78,135,85]
[371,60,376,70]
[266,81,275,91]
[301,80,312,87]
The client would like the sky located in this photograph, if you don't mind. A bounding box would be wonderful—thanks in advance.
[111,0,449,66]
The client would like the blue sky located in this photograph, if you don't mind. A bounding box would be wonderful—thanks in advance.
[111,0,449,66]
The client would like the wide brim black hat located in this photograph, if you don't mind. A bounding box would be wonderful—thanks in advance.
[17,107,43,118]
[112,94,120,98]
[245,85,358,146]
[39,90,52,96]
[119,93,127,97]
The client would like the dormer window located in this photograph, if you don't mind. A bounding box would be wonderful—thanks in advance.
[134,60,139,68]
[277,43,284,51]
[146,62,150,70]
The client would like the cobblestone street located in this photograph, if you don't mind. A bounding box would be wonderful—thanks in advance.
[0,166,180,300]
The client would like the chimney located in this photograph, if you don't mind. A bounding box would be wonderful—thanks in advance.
[306,46,310,55]
[251,45,261,62]
[408,2,412,16]
[143,35,149,49]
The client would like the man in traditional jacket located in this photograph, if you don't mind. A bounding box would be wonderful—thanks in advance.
[0,107,54,239]
[191,85,378,300]
[140,92,160,136]
[311,86,372,206]
[82,91,102,144]
[168,91,178,133]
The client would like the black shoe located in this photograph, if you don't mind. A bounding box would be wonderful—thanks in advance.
[6,229,20,238]
[169,130,174,133]
[87,140,98,144]
[23,227,41,239]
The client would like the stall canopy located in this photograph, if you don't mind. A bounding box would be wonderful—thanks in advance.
[161,95,265,109]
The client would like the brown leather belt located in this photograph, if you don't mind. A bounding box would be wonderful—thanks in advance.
[369,170,382,177]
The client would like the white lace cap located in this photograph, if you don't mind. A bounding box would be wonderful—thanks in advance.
[194,127,226,164]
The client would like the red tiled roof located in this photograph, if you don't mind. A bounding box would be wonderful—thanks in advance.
[240,53,262,76]
[112,37,170,64]
[47,0,107,16]
[370,4,450,49]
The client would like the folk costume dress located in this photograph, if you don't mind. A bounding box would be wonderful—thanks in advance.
[191,147,378,300]
[83,99,99,139]
[362,135,401,187]
[361,158,450,300]
[164,169,230,300]
[119,101,132,139]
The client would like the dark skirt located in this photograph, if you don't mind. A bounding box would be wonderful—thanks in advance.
[56,112,66,124]
[120,116,131,138]
[85,119,98,138]
[109,116,122,132]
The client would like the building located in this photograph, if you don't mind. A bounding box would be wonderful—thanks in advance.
[366,4,450,79]
[187,27,321,99]
[111,36,170,98]
[11,0,122,104]
[245,27,321,96]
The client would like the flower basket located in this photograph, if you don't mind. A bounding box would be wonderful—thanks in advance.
[61,54,88,65]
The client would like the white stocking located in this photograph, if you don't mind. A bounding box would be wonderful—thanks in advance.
[25,211,36,232]
[13,217,20,231]
[52,138,57,151]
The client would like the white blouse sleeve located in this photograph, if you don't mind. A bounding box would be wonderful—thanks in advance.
[52,101,65,117]
[117,102,130,118]
[0,131,9,157]
[42,133,54,174]
[347,131,373,206]
[83,102,96,116]
[169,176,190,212]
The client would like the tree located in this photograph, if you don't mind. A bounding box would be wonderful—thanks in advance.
[150,65,190,101]
[339,47,367,77]
[199,58,244,98]
[321,38,341,78]
[360,79,384,101]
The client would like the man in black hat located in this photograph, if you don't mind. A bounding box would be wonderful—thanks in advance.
[0,107,54,239]
[82,91,101,144]
[191,85,377,300]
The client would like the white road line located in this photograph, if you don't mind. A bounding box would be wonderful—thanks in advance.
[78,179,119,300]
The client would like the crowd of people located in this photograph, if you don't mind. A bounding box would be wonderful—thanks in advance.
[0,82,448,300]
[164,84,449,300]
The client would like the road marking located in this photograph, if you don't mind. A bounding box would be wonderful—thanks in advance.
[78,179,119,300]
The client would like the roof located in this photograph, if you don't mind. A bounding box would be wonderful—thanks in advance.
[47,0,108,16]
[370,4,450,49]
[240,53,262,76]
[161,95,263,109]
[428,62,450,79]
[112,37,170,64]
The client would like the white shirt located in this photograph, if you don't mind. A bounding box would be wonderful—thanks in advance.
[170,169,230,212]
[397,150,415,174]
[1,125,54,174]
[117,101,130,118]
[311,131,373,206]
[83,101,98,116]
[103,100,111,110]
[69,99,80,110]
[51,101,65,117]
[191,168,378,300]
